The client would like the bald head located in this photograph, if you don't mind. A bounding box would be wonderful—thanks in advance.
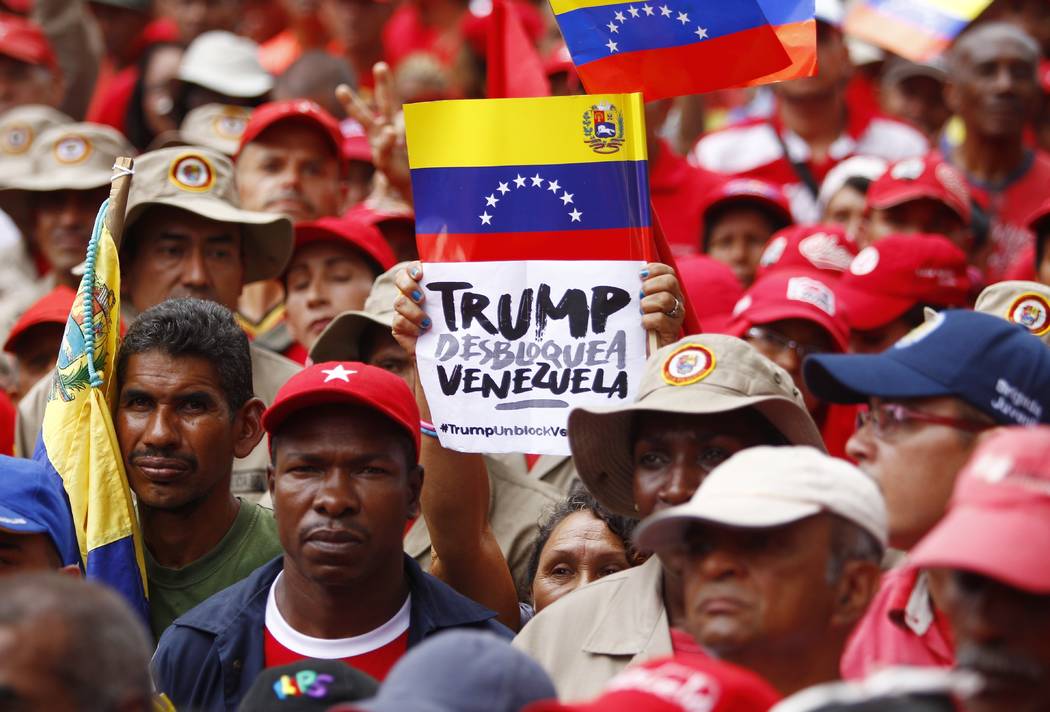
[950,22,1041,72]
[273,50,357,118]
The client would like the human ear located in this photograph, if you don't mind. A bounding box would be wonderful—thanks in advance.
[831,559,882,628]
[406,465,424,520]
[232,398,266,459]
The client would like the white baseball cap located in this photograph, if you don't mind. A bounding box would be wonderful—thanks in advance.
[635,446,888,551]
[177,31,273,98]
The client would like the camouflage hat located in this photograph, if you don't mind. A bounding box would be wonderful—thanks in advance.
[149,104,253,156]
[123,146,292,284]
[0,121,133,227]
[0,104,72,180]
[309,261,408,363]
[975,280,1050,346]
[569,334,825,517]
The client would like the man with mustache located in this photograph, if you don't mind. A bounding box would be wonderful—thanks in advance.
[909,427,1050,712]
[151,360,511,710]
[115,298,281,641]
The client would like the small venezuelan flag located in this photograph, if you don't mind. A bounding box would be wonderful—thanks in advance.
[405,93,653,262]
[549,0,796,100]
[845,0,993,62]
[34,199,149,621]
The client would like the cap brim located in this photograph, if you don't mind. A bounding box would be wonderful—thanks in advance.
[635,498,822,551]
[124,197,293,283]
[836,282,916,331]
[731,301,848,352]
[570,389,826,518]
[869,185,968,224]
[309,311,391,363]
[910,504,1050,594]
[803,351,952,405]
[177,71,273,99]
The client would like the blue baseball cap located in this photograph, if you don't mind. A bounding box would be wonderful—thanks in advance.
[803,310,1050,425]
[0,456,80,567]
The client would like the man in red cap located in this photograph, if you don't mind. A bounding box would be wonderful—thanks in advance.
[837,234,972,354]
[859,154,975,256]
[909,427,1050,712]
[0,14,62,114]
[2,285,74,402]
[151,361,510,710]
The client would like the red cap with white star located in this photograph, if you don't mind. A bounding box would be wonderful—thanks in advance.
[262,361,421,456]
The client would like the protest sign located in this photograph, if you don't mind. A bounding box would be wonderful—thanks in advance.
[405,94,652,455]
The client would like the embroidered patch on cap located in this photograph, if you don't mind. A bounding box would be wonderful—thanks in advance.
[760,235,787,267]
[213,113,248,140]
[53,135,91,164]
[849,246,880,276]
[1,124,32,155]
[662,344,716,387]
[169,154,216,192]
[1006,293,1050,336]
[272,671,335,700]
[786,276,836,316]
[799,233,854,272]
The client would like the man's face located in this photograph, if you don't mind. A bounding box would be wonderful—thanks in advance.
[236,124,344,223]
[846,396,983,550]
[318,0,392,55]
[679,515,837,664]
[705,207,776,287]
[0,622,79,710]
[0,56,60,114]
[117,351,249,512]
[632,410,781,518]
[745,319,836,414]
[943,569,1050,712]
[32,188,110,280]
[160,0,241,42]
[123,205,245,311]
[882,75,951,140]
[947,31,1040,140]
[9,324,64,403]
[0,529,60,574]
[822,185,868,242]
[361,325,415,388]
[269,404,421,587]
[284,241,375,350]
[867,200,970,252]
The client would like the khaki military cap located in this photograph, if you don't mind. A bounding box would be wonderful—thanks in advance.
[310,261,409,363]
[123,146,292,284]
[569,334,825,517]
[974,280,1050,345]
[149,104,253,156]
[0,104,72,179]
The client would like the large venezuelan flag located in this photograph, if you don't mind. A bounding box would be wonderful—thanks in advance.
[751,0,817,85]
[845,0,993,62]
[549,0,795,99]
[34,199,148,620]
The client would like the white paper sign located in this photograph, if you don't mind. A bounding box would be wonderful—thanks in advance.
[417,260,647,455]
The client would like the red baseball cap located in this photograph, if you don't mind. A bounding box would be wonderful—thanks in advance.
[0,13,58,72]
[345,201,415,227]
[524,655,780,712]
[702,177,793,230]
[837,234,971,331]
[866,154,972,226]
[675,254,743,334]
[262,361,421,457]
[237,99,344,168]
[292,215,397,275]
[341,118,373,165]
[3,285,75,354]
[911,426,1050,594]
[728,271,850,352]
[756,224,858,282]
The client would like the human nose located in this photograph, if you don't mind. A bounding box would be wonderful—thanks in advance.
[304,275,328,309]
[180,245,210,288]
[696,544,746,582]
[657,461,702,507]
[313,469,361,518]
[846,415,876,464]
[142,407,179,450]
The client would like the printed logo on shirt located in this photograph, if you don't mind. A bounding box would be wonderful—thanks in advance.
[1,124,31,155]
[168,154,216,193]
[850,246,880,276]
[53,135,91,165]
[582,102,624,154]
[1006,293,1050,336]
[273,670,335,700]
[786,276,836,316]
[662,344,715,387]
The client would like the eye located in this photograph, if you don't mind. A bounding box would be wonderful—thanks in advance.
[123,395,152,410]
[598,564,625,577]
[549,564,574,578]
[181,399,208,414]
[206,245,235,261]
[635,449,669,468]
[698,446,731,470]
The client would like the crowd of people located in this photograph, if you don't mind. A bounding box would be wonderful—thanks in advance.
[1,0,1050,710]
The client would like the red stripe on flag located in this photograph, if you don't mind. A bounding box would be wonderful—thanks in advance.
[745,20,817,86]
[844,4,949,62]
[418,228,655,263]
[576,25,791,100]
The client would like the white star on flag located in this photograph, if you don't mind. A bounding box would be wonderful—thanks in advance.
[676,11,689,24]
[642,4,654,15]
[513,174,526,188]
[480,211,493,225]
[614,10,625,21]
[659,5,671,16]
[569,208,583,222]
[694,26,708,39]
[322,365,357,382]
[531,173,544,186]
[606,38,618,53]
[547,179,561,193]
[497,181,510,195]
[560,192,574,205]
[607,21,618,32]
[627,5,639,16]
[485,194,499,207]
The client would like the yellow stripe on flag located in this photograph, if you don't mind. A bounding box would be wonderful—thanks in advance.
[548,0,628,16]
[922,0,992,20]
[405,94,647,169]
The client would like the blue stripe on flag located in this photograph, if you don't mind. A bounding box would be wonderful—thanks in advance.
[88,536,150,622]
[756,0,816,26]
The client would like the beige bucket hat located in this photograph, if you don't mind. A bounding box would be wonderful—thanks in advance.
[974,280,1050,346]
[123,146,292,284]
[309,261,409,363]
[0,104,73,180]
[148,103,253,156]
[570,334,825,517]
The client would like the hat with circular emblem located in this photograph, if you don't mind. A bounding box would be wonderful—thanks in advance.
[149,104,254,156]
[974,280,1050,346]
[0,104,72,179]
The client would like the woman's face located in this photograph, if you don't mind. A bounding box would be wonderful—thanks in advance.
[530,511,633,613]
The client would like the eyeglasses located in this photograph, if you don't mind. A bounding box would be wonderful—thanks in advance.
[855,402,994,440]
[746,326,828,361]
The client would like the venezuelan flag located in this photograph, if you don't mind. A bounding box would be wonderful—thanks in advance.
[845,0,993,62]
[405,94,653,262]
[548,0,794,100]
[34,199,149,621]
[750,0,817,85]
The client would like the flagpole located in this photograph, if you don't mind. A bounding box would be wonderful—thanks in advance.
[105,156,134,243]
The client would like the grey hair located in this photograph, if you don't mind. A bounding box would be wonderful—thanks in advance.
[826,514,884,584]
[0,573,154,712]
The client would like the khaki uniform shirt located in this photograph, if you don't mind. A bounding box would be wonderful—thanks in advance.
[405,453,562,595]
[513,556,672,701]
[15,344,300,498]
[498,453,580,495]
